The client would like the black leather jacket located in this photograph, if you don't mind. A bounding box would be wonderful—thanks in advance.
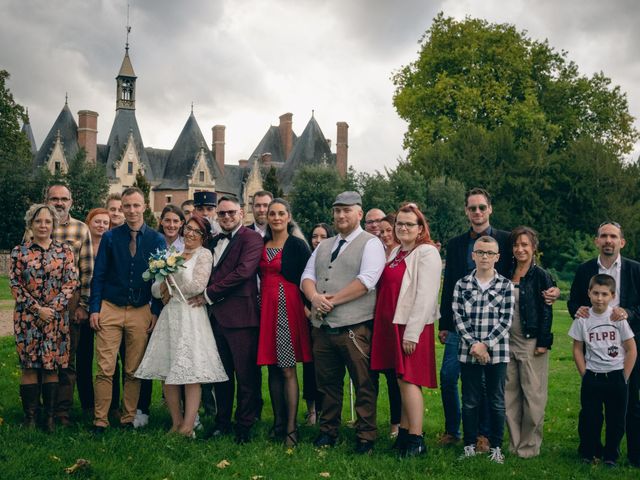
[515,264,555,348]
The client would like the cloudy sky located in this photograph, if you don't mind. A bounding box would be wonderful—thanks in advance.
[2,0,639,172]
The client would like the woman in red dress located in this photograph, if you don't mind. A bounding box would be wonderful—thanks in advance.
[371,203,442,456]
[257,198,311,446]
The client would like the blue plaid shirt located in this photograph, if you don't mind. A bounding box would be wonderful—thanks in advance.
[453,270,514,364]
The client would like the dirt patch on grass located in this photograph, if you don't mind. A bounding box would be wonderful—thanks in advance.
[0,300,14,337]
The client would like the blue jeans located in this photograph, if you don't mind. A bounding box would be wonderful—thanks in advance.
[460,362,507,448]
[440,331,490,438]
[440,331,462,437]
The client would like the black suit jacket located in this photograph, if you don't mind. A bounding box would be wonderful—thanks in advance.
[568,256,640,336]
[205,226,263,328]
[439,227,513,332]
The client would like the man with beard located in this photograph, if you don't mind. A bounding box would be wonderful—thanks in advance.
[189,195,263,444]
[569,222,640,468]
[248,191,273,237]
[45,184,94,425]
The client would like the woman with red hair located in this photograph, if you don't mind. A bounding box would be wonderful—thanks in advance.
[371,203,442,456]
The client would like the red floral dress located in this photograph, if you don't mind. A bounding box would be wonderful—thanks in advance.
[10,241,78,370]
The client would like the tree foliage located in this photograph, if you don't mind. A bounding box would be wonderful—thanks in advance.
[262,166,284,198]
[0,70,36,249]
[133,169,157,228]
[392,14,640,271]
[289,165,344,236]
[393,13,638,160]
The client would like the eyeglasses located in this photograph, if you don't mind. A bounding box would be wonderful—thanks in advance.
[184,225,204,236]
[48,197,71,203]
[365,218,383,225]
[396,222,418,229]
[467,204,488,212]
[473,250,498,258]
[217,210,238,218]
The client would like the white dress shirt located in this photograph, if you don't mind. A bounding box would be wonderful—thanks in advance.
[598,254,621,307]
[301,226,385,290]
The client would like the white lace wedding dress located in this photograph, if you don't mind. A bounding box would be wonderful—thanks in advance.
[135,247,228,385]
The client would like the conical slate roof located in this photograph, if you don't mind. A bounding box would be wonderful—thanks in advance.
[22,113,37,154]
[156,112,222,189]
[104,108,151,180]
[247,126,298,167]
[34,102,79,167]
[278,115,334,191]
[117,50,137,78]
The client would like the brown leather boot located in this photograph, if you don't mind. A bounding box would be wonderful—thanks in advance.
[19,384,40,428]
[42,382,59,433]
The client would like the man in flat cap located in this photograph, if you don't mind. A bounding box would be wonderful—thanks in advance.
[301,191,386,454]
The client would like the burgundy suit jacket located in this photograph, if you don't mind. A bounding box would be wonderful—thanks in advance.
[206,226,263,328]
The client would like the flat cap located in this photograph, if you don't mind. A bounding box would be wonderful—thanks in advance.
[333,191,362,206]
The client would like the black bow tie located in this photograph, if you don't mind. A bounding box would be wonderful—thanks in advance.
[219,232,233,241]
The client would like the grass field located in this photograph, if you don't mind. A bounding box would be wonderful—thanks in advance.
[0,302,636,479]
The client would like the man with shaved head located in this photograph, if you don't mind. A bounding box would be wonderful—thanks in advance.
[364,208,386,237]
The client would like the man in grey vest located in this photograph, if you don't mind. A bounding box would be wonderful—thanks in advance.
[301,191,386,454]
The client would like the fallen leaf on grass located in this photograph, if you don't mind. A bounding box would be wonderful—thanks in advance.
[251,476,264,479]
[50,455,61,462]
[285,448,294,455]
[216,459,231,469]
[319,473,330,478]
[64,459,90,474]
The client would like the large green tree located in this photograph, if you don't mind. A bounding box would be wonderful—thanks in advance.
[0,70,36,249]
[393,13,638,163]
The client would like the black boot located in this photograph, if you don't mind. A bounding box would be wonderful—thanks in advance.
[20,384,40,428]
[41,382,59,433]
[403,433,427,457]
[393,427,409,452]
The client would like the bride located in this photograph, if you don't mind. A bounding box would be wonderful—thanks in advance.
[136,215,227,437]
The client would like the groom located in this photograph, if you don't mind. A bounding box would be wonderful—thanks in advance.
[189,195,263,443]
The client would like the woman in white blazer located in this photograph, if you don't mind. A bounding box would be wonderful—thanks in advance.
[371,203,442,457]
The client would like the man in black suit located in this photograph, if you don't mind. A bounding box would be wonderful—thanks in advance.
[438,187,558,450]
[568,221,640,468]
[247,190,273,237]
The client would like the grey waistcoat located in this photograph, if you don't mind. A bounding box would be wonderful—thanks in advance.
[312,231,377,328]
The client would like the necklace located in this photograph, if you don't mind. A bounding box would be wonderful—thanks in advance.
[389,249,410,268]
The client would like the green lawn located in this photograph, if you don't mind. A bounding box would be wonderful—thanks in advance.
[0,303,634,479]
[0,275,12,301]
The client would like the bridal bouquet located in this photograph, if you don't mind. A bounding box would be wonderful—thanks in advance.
[142,247,187,302]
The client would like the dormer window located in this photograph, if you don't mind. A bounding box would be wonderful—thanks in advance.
[199,171,205,182]
[54,161,61,173]
[128,161,133,174]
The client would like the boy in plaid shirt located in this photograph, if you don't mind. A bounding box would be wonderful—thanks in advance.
[453,236,514,463]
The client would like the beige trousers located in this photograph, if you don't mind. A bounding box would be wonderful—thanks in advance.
[505,331,549,458]
[93,301,151,427]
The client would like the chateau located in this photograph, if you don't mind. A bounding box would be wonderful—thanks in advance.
[23,44,349,214]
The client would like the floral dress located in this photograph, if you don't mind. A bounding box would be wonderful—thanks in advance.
[10,241,78,370]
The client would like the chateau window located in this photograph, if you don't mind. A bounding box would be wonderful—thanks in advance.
[199,171,205,182]
[128,161,133,174]
[166,195,172,204]
[54,161,61,173]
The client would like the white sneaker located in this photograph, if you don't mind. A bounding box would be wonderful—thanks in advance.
[489,447,505,464]
[459,444,476,459]
[133,409,149,428]
[193,414,203,431]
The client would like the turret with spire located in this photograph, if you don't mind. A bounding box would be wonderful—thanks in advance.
[116,16,136,110]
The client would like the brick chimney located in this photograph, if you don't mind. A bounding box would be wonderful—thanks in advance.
[77,110,98,163]
[279,112,293,160]
[239,159,248,168]
[261,152,272,169]
[336,121,348,177]
[212,125,225,175]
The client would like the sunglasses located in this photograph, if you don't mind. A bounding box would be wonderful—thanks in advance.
[467,204,488,213]
[217,210,238,218]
